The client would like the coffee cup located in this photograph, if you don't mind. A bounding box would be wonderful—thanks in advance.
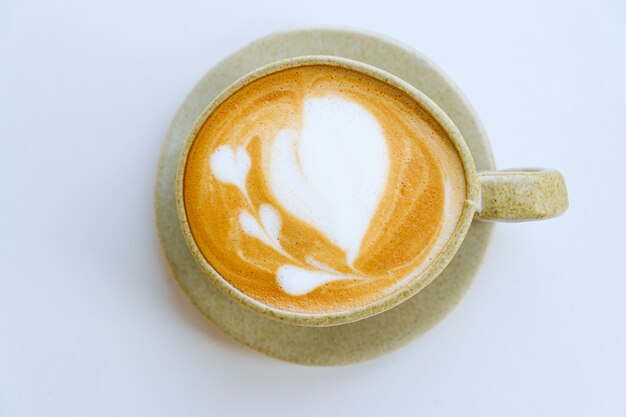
[175,56,568,326]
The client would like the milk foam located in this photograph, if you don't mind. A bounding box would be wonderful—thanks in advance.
[277,265,360,296]
[268,96,389,266]
[209,145,251,197]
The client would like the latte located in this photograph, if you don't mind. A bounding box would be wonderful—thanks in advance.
[182,64,467,314]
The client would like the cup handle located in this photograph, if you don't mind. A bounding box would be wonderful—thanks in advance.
[475,168,568,222]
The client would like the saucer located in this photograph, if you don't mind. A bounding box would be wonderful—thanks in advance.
[155,27,495,366]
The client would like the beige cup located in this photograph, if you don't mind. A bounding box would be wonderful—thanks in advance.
[176,56,568,327]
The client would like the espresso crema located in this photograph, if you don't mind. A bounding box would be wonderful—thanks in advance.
[182,64,467,313]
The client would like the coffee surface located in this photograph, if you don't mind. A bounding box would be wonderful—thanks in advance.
[182,64,467,313]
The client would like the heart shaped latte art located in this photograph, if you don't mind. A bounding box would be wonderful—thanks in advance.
[267,96,390,266]
[209,144,251,195]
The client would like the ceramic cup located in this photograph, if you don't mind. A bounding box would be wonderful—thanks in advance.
[176,56,568,327]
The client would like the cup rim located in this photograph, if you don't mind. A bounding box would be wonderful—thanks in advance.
[175,55,480,327]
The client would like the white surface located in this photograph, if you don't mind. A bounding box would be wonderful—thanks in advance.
[1,0,625,416]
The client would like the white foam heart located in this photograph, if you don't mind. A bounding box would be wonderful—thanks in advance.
[209,145,251,194]
[238,204,282,249]
[268,95,390,265]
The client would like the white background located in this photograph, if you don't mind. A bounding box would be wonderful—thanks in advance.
[1,0,625,416]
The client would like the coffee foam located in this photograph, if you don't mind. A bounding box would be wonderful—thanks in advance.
[268,96,389,266]
[183,65,467,313]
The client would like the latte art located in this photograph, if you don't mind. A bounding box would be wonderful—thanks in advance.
[270,96,389,265]
[183,65,467,313]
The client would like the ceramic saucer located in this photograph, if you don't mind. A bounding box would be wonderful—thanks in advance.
[155,27,495,366]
